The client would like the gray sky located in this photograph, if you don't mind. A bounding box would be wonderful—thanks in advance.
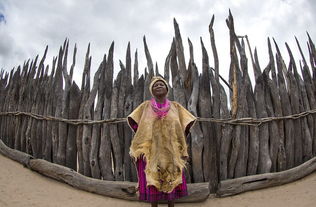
[0,0,315,84]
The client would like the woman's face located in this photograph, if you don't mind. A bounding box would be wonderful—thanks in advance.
[152,80,168,98]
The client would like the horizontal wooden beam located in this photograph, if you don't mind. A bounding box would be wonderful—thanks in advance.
[0,139,33,167]
[218,156,316,197]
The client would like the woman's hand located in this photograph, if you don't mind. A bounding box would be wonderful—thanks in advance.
[181,156,189,161]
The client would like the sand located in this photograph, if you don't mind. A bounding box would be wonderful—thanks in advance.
[0,153,315,207]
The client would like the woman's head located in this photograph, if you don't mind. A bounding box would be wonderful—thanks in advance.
[149,76,169,98]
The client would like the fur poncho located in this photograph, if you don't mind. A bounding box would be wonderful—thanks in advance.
[128,100,196,193]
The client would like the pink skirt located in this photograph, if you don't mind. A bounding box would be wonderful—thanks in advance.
[136,156,188,202]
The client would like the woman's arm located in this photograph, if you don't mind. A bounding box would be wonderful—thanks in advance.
[128,117,138,132]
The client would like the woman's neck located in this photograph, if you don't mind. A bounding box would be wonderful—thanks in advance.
[154,96,166,104]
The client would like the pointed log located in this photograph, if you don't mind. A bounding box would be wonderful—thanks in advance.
[110,77,123,181]
[90,58,106,179]
[100,42,115,180]
[57,40,71,165]
[133,49,139,86]
[43,57,57,162]
[187,60,204,182]
[209,15,221,190]
[255,75,272,173]
[143,36,154,100]
[66,82,81,170]
[77,44,91,174]
[199,37,212,183]
[173,18,187,85]
[82,62,102,177]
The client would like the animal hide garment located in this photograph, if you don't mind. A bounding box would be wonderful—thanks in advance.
[128,100,196,193]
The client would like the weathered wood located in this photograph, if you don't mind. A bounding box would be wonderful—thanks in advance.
[52,46,64,162]
[301,62,316,157]
[266,39,286,172]
[133,49,139,86]
[199,38,212,183]
[143,36,154,100]
[123,44,134,181]
[35,65,46,159]
[117,62,127,161]
[82,63,102,177]
[255,74,272,173]
[218,83,233,180]
[110,77,123,181]
[14,63,29,151]
[90,57,106,179]
[0,139,33,167]
[208,15,220,191]
[169,41,186,108]
[77,44,91,174]
[226,13,245,180]
[274,40,295,169]
[187,41,204,183]
[218,156,316,197]
[66,82,80,170]
[30,158,138,200]
[100,42,114,180]
[234,36,249,178]
[173,18,187,99]
[27,157,209,202]
[308,35,316,155]
[43,57,56,162]
[123,85,133,181]
[263,68,280,172]
[7,69,21,148]
[57,40,72,165]
[27,70,40,157]
[237,50,259,173]
[286,45,303,166]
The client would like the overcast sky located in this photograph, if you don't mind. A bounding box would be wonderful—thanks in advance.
[0,0,315,85]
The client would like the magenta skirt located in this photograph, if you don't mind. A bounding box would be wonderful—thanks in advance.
[136,156,188,202]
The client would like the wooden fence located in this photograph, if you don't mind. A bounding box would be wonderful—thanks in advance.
[1,12,316,194]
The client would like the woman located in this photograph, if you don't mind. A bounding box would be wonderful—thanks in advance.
[128,76,196,207]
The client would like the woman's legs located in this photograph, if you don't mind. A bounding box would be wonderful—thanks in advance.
[168,201,174,207]
[151,202,158,207]
[150,200,174,206]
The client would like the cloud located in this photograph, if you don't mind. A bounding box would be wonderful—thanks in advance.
[0,0,315,84]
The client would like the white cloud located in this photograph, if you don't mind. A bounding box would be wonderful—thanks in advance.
[0,0,315,85]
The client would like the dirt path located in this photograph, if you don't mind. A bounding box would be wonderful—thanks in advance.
[0,153,315,207]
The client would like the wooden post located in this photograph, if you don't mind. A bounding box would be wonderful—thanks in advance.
[286,44,303,166]
[187,39,204,183]
[143,36,154,101]
[208,15,221,189]
[100,42,114,180]
[123,43,133,181]
[90,57,105,179]
[52,46,64,163]
[43,57,57,162]
[199,38,212,183]
[82,63,102,177]
[57,40,72,165]
[65,82,80,170]
[255,74,272,173]
[77,44,91,174]
[110,76,123,181]
[274,40,295,169]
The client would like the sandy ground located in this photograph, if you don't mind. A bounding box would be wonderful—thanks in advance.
[0,154,315,207]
